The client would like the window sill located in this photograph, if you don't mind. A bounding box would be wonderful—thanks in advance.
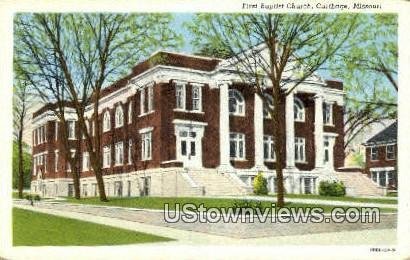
[324,123,334,127]
[294,119,305,123]
[295,161,308,164]
[386,158,396,161]
[141,158,152,161]
[173,109,204,114]
[115,125,124,129]
[264,160,276,163]
[114,164,124,167]
[139,110,155,117]
[230,158,247,162]
[229,113,245,117]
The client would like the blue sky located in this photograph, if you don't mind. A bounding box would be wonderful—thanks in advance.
[170,13,195,53]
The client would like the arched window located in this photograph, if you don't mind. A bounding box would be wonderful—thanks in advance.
[115,105,124,128]
[294,97,305,122]
[128,101,132,124]
[229,89,245,116]
[263,94,274,118]
[103,111,111,132]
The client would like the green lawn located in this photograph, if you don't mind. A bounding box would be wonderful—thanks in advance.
[278,194,397,204]
[66,196,397,213]
[13,207,173,246]
[12,192,28,199]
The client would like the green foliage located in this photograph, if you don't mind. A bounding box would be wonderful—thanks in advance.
[232,199,263,213]
[319,181,346,197]
[34,195,41,201]
[351,151,365,168]
[12,141,32,189]
[253,172,268,195]
[13,208,173,246]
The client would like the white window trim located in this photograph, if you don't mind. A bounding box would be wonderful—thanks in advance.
[54,150,59,172]
[295,137,307,163]
[229,89,245,117]
[175,82,186,111]
[147,84,154,112]
[103,111,111,132]
[385,144,396,160]
[55,121,58,141]
[140,88,146,115]
[115,105,124,128]
[128,101,133,124]
[141,131,152,161]
[114,142,124,166]
[82,152,90,171]
[263,135,275,162]
[128,139,133,165]
[67,121,76,140]
[294,97,305,122]
[370,146,378,161]
[229,132,246,160]
[191,83,203,112]
[103,145,111,168]
[323,102,334,126]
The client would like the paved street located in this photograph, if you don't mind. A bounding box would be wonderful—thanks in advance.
[13,200,396,245]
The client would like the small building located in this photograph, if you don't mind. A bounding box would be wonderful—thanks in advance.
[363,121,397,191]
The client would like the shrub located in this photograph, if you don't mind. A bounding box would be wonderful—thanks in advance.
[25,194,32,201]
[253,172,268,195]
[319,180,346,197]
[232,199,263,214]
[34,195,41,201]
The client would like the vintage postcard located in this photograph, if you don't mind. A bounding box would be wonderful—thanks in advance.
[0,0,409,259]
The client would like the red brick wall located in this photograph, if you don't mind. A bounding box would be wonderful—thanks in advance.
[364,144,397,176]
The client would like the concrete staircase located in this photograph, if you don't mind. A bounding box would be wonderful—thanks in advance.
[187,169,251,196]
[335,171,384,197]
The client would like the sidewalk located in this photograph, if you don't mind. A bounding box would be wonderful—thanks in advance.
[215,195,398,209]
[13,202,396,245]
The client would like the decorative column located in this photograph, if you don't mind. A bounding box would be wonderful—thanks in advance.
[254,93,265,170]
[285,92,295,168]
[314,94,324,169]
[218,82,232,171]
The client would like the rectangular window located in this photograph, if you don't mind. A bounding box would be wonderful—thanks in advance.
[103,146,111,168]
[128,139,132,164]
[370,147,378,161]
[92,183,97,197]
[323,103,333,125]
[230,133,245,160]
[128,101,132,124]
[386,145,395,160]
[263,135,275,161]
[82,152,90,171]
[115,142,124,165]
[114,181,123,197]
[82,184,88,197]
[175,83,185,109]
[54,151,59,172]
[295,137,306,163]
[140,88,146,115]
[324,137,330,163]
[141,132,152,160]
[148,85,154,112]
[55,121,58,140]
[192,85,201,111]
[68,121,76,139]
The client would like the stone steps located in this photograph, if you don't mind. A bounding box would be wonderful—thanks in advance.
[187,170,248,196]
[335,172,384,197]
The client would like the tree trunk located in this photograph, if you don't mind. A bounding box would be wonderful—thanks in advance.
[94,165,108,202]
[273,93,286,207]
[72,164,81,200]
[17,130,24,199]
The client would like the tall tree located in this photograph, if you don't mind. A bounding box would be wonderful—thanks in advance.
[15,13,182,201]
[12,141,32,190]
[12,78,32,198]
[187,14,358,206]
[329,14,397,151]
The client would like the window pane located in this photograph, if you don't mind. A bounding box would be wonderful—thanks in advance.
[181,141,187,156]
[230,141,236,157]
[190,142,196,156]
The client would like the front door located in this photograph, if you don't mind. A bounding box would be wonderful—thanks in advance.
[178,130,200,167]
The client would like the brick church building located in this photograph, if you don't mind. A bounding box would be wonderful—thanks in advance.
[31,47,347,198]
